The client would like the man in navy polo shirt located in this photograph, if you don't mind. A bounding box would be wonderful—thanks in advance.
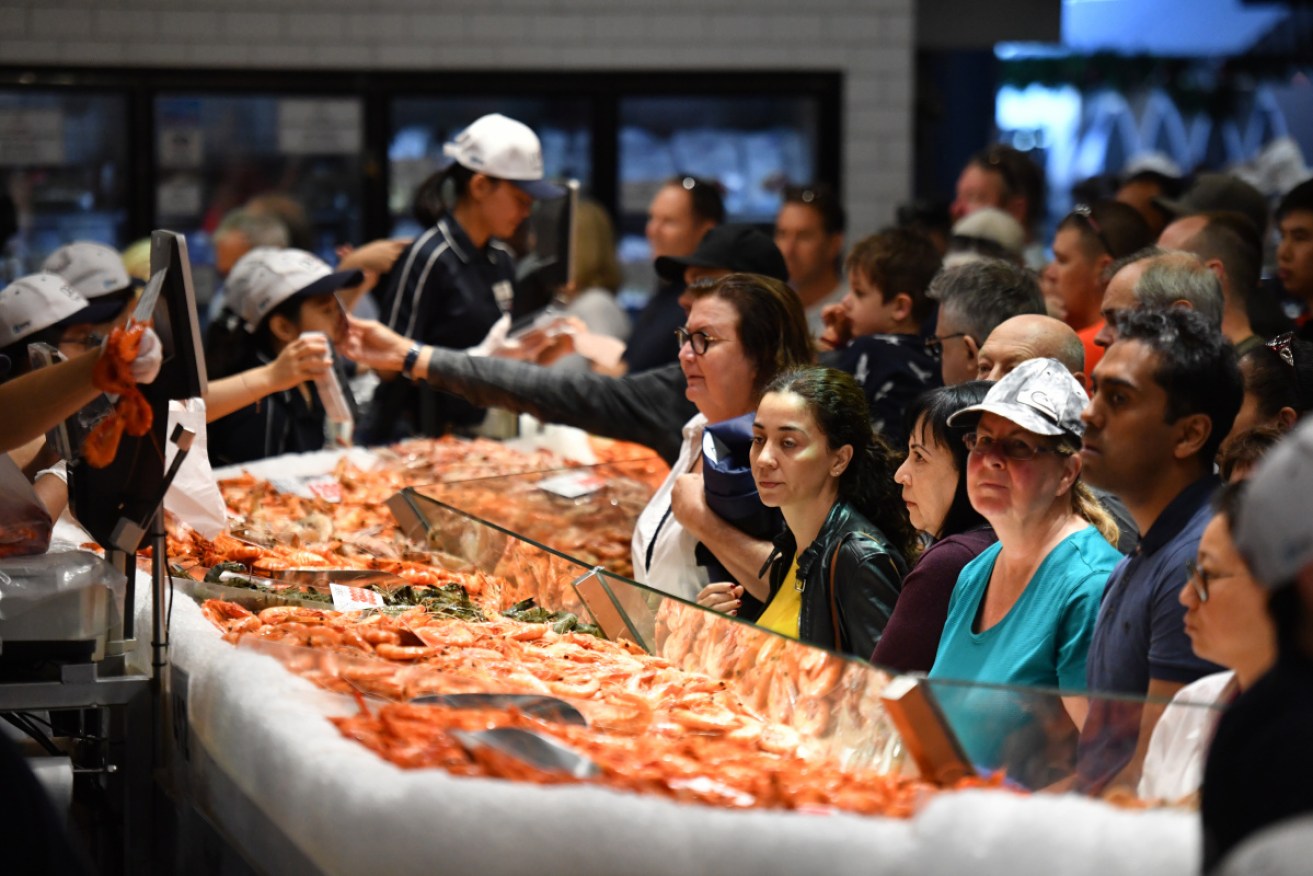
[1074,306,1242,794]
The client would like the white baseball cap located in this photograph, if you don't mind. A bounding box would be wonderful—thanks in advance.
[1235,419,1313,588]
[0,272,91,348]
[443,113,564,200]
[224,247,363,333]
[42,241,135,324]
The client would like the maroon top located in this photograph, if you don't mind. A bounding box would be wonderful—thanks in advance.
[870,527,997,673]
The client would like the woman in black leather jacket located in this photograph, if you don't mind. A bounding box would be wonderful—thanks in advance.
[751,367,918,657]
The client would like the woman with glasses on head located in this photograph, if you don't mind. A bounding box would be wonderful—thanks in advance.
[1225,333,1313,445]
[872,381,997,672]
[1042,199,1153,376]
[928,357,1122,786]
[1137,482,1277,804]
[344,273,814,601]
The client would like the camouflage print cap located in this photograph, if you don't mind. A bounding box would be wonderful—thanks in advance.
[946,356,1088,438]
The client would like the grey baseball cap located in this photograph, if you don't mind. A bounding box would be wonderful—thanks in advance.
[947,356,1089,438]
[1235,420,1313,588]
[1154,172,1269,237]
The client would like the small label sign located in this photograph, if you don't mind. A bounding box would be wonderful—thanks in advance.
[536,471,605,500]
[330,583,385,611]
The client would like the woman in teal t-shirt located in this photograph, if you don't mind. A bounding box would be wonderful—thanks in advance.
[927,358,1122,786]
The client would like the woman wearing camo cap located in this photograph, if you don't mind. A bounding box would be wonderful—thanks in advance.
[927,356,1122,787]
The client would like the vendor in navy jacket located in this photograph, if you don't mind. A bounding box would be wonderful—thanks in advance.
[368,113,564,440]
[206,248,363,466]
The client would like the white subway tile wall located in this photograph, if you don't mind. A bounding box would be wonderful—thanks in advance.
[0,0,913,234]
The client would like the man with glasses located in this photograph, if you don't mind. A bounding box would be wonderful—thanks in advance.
[925,258,1045,386]
[1074,306,1243,795]
[1042,199,1153,377]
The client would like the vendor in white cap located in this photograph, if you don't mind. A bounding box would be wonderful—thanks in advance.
[0,272,97,381]
[367,112,564,441]
[42,241,138,330]
[204,247,363,465]
[1202,420,1313,871]
[927,356,1122,787]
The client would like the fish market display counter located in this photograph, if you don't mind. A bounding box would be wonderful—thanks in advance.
[157,471,1208,876]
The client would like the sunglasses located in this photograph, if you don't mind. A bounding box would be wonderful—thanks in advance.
[964,431,1067,462]
[1069,204,1113,255]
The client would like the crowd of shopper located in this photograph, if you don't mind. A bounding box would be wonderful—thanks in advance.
[6,110,1313,872]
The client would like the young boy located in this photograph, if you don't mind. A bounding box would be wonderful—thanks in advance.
[819,227,942,445]
[1277,179,1313,337]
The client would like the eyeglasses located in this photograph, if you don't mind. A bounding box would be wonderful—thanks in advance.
[963,431,1067,462]
[1184,558,1237,603]
[1267,331,1296,368]
[925,332,970,359]
[1070,204,1113,255]
[675,326,727,355]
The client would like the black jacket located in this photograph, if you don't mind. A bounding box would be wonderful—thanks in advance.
[761,499,907,659]
[418,353,697,465]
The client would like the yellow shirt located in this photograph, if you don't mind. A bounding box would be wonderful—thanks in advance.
[756,557,802,639]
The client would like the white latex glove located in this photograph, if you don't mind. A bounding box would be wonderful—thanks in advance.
[467,313,513,358]
[131,326,163,384]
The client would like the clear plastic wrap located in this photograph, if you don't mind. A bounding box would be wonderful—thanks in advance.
[0,549,125,641]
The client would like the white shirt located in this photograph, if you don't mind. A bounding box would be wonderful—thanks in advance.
[630,414,709,601]
[1137,670,1236,802]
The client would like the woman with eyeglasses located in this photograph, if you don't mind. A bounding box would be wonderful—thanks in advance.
[1137,482,1277,804]
[872,381,997,672]
[746,367,915,656]
[344,273,814,601]
[1041,199,1152,376]
[927,357,1121,786]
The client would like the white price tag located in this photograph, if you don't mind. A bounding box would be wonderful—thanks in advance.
[330,583,385,611]
[536,471,605,500]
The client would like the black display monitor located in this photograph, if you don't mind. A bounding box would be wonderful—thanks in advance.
[512,179,578,321]
[69,230,208,551]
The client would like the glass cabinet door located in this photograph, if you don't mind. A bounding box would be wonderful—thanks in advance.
[154,93,365,305]
[0,89,130,282]
[616,94,821,296]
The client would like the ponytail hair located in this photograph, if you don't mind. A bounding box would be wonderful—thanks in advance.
[412,163,477,228]
[1055,434,1120,547]
[764,367,920,562]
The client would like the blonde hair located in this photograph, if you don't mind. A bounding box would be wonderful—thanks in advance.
[571,198,622,293]
[1056,436,1120,546]
[1073,481,1119,546]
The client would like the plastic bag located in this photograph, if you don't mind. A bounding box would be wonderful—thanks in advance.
[0,454,53,558]
[164,399,228,540]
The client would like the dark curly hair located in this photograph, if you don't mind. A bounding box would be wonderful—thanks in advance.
[765,367,919,561]
[1112,306,1243,464]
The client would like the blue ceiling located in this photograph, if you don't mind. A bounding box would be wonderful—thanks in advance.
[1062,0,1289,55]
